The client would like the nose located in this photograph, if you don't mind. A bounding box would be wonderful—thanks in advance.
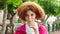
[28,16,31,21]
[28,16,31,19]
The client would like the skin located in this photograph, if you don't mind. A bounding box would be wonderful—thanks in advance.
[25,10,39,34]
[25,10,36,23]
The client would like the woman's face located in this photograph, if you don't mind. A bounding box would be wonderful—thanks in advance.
[25,10,36,23]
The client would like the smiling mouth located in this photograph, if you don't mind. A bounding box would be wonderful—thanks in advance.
[28,21,31,23]
[28,20,31,22]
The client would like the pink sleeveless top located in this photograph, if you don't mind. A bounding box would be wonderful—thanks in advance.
[15,24,48,34]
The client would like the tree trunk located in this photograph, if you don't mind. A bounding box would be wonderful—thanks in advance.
[2,0,8,34]
[10,16,14,34]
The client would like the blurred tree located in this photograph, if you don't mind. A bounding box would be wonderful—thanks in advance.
[0,0,3,9]
[38,0,60,16]
[6,0,23,34]
[1,0,8,34]
[37,0,60,25]
[22,0,38,3]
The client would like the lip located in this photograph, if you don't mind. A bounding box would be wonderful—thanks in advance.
[28,20,31,22]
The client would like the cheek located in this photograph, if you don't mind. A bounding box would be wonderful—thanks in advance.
[25,17,28,21]
[31,16,36,20]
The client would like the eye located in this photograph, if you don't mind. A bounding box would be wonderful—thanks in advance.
[31,14,34,16]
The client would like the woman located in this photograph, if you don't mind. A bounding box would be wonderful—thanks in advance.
[15,1,48,34]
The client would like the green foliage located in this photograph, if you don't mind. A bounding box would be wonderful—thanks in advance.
[6,0,12,5]
[13,0,22,8]
[1,0,60,18]
[0,0,3,9]
[22,0,38,3]
[6,0,23,16]
[8,4,15,16]
[31,0,38,3]
[7,0,22,8]
[37,0,60,17]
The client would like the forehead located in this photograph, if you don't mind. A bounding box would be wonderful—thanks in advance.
[26,10,36,14]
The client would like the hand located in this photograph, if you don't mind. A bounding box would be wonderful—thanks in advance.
[31,27,39,34]
[28,22,37,30]
[29,22,39,34]
[27,22,39,34]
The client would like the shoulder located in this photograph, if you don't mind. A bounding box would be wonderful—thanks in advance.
[38,24,48,34]
[16,24,26,31]
[38,24,46,29]
[15,24,26,34]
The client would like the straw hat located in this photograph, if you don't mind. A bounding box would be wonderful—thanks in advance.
[17,1,45,21]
